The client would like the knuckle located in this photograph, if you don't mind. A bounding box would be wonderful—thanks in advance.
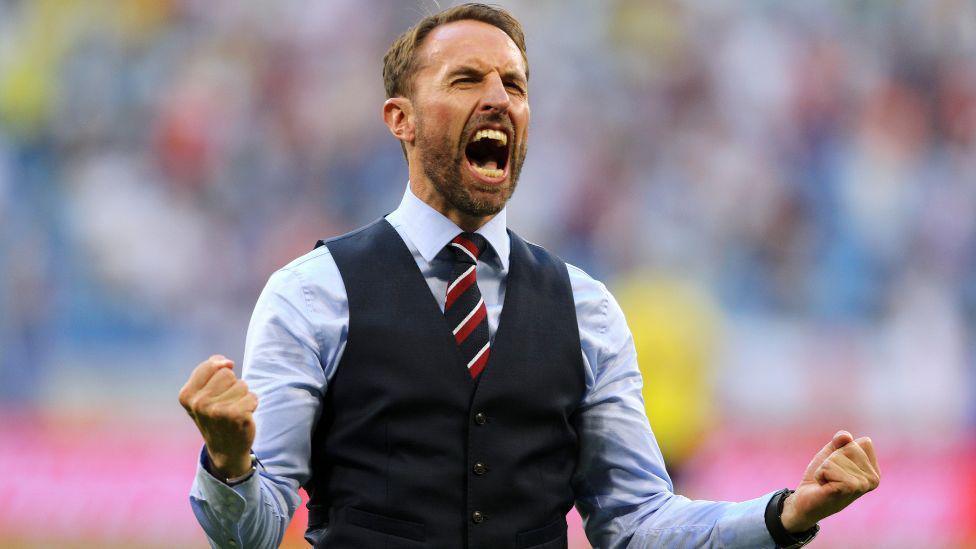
[208,354,227,363]
[208,405,230,421]
[178,387,191,407]
[214,369,235,383]
[233,414,251,431]
[187,394,204,412]
[196,400,214,417]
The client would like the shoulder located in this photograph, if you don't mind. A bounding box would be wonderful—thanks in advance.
[512,233,592,288]
[263,244,335,290]
[264,219,394,306]
[315,219,390,255]
[279,217,389,284]
[511,232,615,317]
[281,244,335,277]
[257,243,344,315]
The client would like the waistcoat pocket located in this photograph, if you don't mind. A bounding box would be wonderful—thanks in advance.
[345,506,427,542]
[516,516,568,548]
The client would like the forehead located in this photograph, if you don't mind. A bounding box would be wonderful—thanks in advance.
[417,19,526,77]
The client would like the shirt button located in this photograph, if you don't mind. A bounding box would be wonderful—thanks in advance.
[471,510,485,523]
[474,412,487,425]
[473,462,487,475]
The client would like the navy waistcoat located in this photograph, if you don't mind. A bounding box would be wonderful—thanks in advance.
[306,219,585,549]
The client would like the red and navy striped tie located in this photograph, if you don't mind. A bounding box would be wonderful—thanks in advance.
[445,232,490,378]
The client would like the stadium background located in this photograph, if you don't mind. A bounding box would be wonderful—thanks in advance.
[1,0,975,547]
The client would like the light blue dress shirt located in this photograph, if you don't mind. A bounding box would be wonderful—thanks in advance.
[189,186,778,548]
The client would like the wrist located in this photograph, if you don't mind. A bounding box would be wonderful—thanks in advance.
[206,447,254,480]
[780,494,817,533]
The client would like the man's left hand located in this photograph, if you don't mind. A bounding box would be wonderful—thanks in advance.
[781,430,881,532]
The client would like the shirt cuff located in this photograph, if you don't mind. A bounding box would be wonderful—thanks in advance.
[191,446,261,521]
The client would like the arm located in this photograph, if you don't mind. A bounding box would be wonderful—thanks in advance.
[568,267,775,548]
[182,250,347,548]
[569,268,880,548]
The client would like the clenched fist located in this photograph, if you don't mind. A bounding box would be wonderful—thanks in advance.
[179,355,258,479]
[781,430,881,532]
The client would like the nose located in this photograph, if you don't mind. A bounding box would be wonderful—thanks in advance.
[478,72,510,114]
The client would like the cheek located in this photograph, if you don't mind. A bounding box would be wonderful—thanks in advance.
[514,105,530,138]
[422,100,462,130]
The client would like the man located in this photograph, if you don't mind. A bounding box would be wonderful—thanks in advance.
[180,4,880,548]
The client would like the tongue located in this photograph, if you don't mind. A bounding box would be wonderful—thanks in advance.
[478,160,498,170]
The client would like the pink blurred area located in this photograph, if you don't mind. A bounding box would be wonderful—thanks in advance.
[680,428,976,548]
[1,412,972,548]
[0,411,209,547]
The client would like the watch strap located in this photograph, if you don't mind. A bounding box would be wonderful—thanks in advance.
[764,489,819,548]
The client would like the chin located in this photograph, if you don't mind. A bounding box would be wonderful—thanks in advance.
[463,178,514,215]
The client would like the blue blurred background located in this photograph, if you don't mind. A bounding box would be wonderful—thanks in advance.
[1,0,974,547]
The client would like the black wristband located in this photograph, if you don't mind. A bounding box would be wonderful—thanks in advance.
[764,489,819,548]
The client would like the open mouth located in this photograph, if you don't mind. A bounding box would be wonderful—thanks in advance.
[464,128,510,181]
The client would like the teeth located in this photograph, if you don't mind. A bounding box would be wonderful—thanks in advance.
[472,165,504,178]
[473,128,507,145]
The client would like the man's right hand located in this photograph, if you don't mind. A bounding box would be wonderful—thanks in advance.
[179,355,259,479]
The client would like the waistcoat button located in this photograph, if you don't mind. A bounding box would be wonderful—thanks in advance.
[471,510,485,523]
[473,462,487,475]
[474,412,487,425]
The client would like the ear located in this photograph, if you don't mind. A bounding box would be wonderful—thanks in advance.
[383,97,415,144]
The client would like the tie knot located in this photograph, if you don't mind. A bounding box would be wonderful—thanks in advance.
[449,232,487,265]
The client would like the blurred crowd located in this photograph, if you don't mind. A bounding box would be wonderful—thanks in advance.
[1,0,974,440]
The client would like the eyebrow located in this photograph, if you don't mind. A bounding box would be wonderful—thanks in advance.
[446,65,527,85]
[446,65,484,80]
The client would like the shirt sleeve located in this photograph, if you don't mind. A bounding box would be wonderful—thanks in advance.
[568,265,778,549]
[189,248,347,548]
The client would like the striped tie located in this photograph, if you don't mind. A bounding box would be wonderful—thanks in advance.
[445,232,490,378]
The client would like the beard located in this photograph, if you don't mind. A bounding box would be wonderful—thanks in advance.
[414,111,527,218]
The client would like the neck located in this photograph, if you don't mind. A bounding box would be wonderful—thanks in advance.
[408,173,496,233]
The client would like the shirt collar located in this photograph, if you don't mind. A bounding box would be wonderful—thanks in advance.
[386,183,510,271]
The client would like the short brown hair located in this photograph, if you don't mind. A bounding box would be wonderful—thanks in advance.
[382,3,529,99]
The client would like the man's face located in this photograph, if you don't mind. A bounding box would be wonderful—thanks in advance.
[409,20,530,217]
